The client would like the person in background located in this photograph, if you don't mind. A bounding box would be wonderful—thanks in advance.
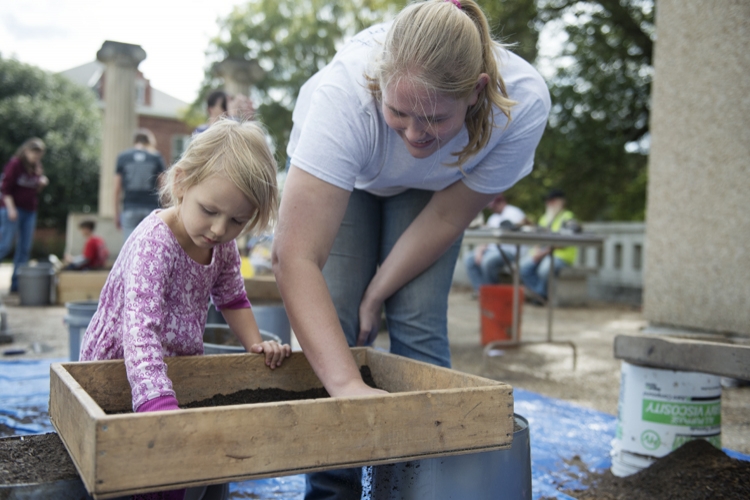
[0,138,49,293]
[464,193,526,296]
[194,91,255,135]
[520,189,578,303]
[193,90,229,135]
[63,220,109,270]
[114,129,166,243]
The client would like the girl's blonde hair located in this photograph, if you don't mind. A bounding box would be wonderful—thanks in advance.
[160,119,278,236]
[367,0,515,166]
[14,138,45,171]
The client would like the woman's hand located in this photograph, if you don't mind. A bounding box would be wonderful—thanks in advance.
[7,207,17,222]
[250,340,291,369]
[357,295,382,346]
[329,377,388,398]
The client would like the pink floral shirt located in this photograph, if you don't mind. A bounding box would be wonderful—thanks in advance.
[80,211,249,411]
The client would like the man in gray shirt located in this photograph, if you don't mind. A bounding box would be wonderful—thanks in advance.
[114,129,166,242]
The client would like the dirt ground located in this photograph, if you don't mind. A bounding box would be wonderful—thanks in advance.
[1,263,748,454]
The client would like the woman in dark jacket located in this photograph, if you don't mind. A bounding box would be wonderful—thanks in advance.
[0,138,49,292]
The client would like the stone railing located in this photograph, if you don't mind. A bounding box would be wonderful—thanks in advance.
[580,222,645,304]
[454,222,646,305]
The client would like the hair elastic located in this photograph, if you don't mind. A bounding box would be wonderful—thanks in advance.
[446,0,461,8]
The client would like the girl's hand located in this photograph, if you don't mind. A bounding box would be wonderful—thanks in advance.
[357,296,382,346]
[250,340,291,369]
[7,207,17,222]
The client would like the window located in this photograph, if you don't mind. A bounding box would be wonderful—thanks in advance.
[171,135,190,164]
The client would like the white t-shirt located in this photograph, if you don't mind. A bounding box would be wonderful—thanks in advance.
[288,22,551,197]
[486,204,526,254]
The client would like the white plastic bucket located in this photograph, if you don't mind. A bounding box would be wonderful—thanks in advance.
[611,361,722,477]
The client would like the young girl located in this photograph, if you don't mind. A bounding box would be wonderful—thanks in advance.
[81,119,290,417]
[0,137,49,293]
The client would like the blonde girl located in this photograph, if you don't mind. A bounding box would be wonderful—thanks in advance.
[81,119,289,414]
[274,1,550,497]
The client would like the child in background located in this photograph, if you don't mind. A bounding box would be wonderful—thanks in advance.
[80,119,290,500]
[64,220,109,270]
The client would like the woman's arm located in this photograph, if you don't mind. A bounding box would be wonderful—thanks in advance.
[272,166,384,397]
[357,181,495,345]
[2,195,17,221]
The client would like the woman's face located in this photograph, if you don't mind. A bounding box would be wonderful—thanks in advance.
[24,148,44,164]
[381,76,485,159]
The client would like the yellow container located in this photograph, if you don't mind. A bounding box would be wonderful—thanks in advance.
[240,257,255,279]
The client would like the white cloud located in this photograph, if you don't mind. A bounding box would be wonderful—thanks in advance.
[0,0,244,102]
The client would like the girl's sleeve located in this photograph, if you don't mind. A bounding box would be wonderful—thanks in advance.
[121,235,177,411]
[211,242,250,311]
[0,159,19,197]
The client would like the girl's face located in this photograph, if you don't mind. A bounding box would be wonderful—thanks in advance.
[24,148,44,164]
[176,174,256,255]
[381,75,486,159]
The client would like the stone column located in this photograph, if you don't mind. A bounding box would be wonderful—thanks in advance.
[213,58,265,97]
[644,0,750,334]
[96,41,146,218]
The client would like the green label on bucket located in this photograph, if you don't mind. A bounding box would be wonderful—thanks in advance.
[640,429,661,450]
[642,400,721,427]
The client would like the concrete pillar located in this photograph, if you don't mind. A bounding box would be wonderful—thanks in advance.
[96,41,146,218]
[213,58,264,97]
[644,1,750,334]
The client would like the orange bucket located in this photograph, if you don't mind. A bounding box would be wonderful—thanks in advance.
[479,284,523,345]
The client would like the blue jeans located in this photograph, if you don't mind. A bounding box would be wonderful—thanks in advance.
[121,207,154,243]
[520,254,569,299]
[0,208,37,292]
[306,189,462,500]
[464,245,517,292]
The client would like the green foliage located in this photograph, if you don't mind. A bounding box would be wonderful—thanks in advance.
[0,56,101,230]
[508,0,654,221]
[196,0,538,169]
[199,0,652,221]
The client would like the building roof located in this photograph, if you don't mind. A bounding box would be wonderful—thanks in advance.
[59,61,190,120]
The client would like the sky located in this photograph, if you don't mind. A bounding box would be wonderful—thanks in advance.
[1,0,566,105]
[0,0,248,104]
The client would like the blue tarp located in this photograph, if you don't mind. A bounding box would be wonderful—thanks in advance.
[1,359,747,499]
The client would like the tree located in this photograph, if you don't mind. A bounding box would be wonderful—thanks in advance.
[195,0,538,169]
[509,0,654,221]
[0,56,101,230]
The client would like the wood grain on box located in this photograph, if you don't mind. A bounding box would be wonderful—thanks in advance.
[50,348,513,498]
[57,271,110,304]
[57,273,281,305]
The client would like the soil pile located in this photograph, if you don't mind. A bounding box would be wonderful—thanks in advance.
[565,439,750,500]
[182,365,378,409]
[0,433,79,485]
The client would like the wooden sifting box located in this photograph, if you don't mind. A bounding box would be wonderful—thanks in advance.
[49,348,513,498]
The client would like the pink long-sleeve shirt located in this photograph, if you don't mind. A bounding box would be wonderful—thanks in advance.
[80,211,250,411]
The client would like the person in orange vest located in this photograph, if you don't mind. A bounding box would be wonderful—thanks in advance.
[520,189,579,303]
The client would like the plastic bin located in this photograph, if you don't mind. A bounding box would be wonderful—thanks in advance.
[203,324,281,354]
[371,414,531,500]
[479,284,523,345]
[207,301,291,345]
[64,301,99,361]
[18,264,55,306]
